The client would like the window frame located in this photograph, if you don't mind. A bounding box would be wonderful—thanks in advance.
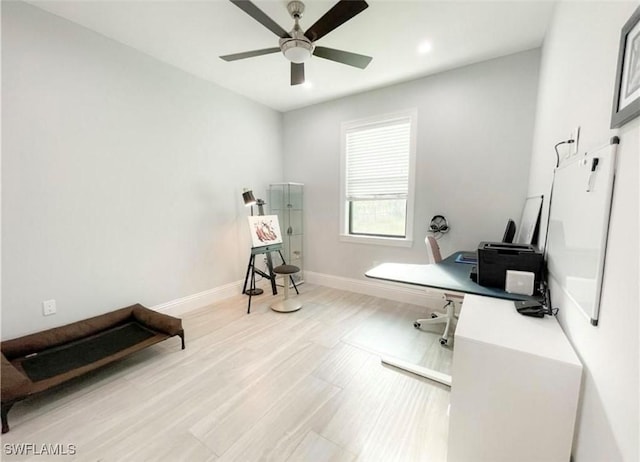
[339,109,417,247]
[348,198,408,238]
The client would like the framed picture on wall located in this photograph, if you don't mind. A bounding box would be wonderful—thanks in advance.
[611,6,640,128]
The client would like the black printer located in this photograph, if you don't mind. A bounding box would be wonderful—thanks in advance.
[476,242,544,291]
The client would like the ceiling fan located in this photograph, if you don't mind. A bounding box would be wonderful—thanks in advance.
[220,0,372,86]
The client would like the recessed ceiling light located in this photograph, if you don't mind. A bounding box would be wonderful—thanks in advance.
[417,41,433,55]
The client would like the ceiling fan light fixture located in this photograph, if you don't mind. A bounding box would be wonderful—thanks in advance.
[281,39,313,63]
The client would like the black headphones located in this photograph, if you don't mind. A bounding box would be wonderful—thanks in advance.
[429,215,449,233]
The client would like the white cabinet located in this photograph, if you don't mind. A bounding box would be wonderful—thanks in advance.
[269,182,303,284]
[448,295,582,462]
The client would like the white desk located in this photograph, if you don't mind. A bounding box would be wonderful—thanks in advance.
[366,260,582,460]
[366,254,541,386]
[447,294,582,462]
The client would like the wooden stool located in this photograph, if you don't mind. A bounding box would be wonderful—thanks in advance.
[270,264,301,313]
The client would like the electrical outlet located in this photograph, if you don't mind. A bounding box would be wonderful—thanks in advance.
[569,126,580,156]
[42,299,56,316]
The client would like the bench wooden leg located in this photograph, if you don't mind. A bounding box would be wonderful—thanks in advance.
[179,331,185,350]
[2,401,15,434]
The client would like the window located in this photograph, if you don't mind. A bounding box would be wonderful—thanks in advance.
[340,110,416,246]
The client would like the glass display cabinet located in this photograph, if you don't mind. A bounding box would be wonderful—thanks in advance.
[269,182,303,284]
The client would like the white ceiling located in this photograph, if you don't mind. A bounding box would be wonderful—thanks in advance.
[28,0,556,112]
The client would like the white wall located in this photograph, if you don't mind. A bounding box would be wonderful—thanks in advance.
[528,2,639,461]
[1,1,283,338]
[283,49,540,280]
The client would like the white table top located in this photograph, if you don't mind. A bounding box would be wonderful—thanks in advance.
[457,294,582,366]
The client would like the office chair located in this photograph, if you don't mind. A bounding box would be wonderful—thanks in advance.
[414,236,465,346]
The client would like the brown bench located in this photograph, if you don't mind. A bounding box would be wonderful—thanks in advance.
[1,304,184,433]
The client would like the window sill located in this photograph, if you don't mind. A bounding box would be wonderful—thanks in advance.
[339,234,413,248]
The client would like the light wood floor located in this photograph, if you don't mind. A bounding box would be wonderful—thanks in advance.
[1,284,454,461]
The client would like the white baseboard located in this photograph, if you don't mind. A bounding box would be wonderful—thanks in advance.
[152,280,244,316]
[304,270,444,307]
[151,271,445,317]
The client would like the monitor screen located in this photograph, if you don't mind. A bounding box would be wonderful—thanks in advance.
[502,219,516,243]
[514,195,543,245]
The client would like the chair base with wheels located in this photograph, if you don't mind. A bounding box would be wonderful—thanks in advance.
[418,236,467,346]
[270,264,302,313]
[414,293,464,346]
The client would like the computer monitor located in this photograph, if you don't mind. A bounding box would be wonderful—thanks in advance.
[514,195,543,245]
[502,219,516,243]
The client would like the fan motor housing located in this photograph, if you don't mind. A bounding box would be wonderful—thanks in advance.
[280,38,314,63]
[287,1,305,19]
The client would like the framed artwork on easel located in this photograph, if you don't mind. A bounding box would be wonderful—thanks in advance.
[247,215,283,248]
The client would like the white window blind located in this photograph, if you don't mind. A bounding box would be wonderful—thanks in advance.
[345,117,411,200]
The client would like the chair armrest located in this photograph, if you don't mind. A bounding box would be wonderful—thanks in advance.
[132,305,183,337]
[1,354,31,402]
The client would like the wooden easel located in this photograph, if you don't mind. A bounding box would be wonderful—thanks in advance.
[243,244,291,313]
[243,198,293,312]
[242,243,282,295]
